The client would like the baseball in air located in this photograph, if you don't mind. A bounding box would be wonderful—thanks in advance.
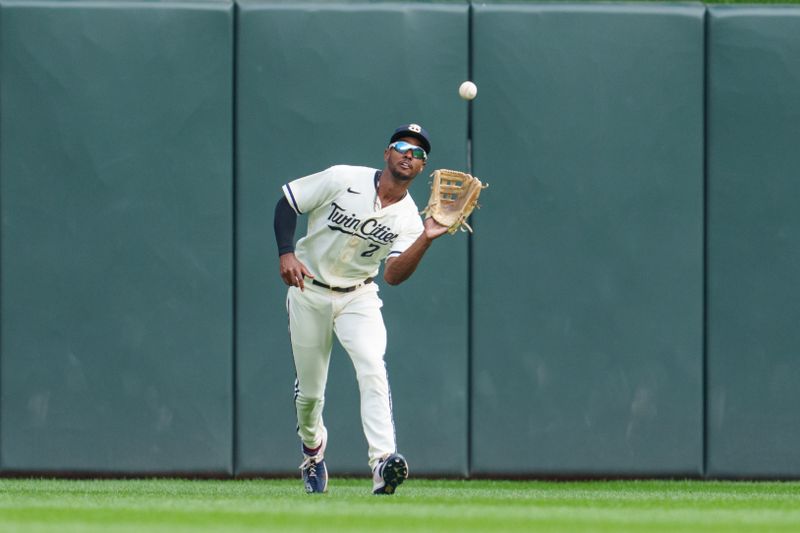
[458,81,478,100]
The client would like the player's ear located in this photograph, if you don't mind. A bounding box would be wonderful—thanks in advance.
[384,147,391,162]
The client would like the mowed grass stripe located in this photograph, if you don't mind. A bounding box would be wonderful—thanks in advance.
[1,479,800,532]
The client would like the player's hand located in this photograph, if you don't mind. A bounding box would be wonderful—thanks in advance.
[279,253,314,291]
[423,217,450,241]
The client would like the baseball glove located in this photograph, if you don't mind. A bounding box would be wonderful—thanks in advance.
[422,169,488,234]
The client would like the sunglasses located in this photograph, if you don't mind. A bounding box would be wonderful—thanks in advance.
[389,141,427,161]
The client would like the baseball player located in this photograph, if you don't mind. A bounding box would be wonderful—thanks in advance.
[273,124,449,494]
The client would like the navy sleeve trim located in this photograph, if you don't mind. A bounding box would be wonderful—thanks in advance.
[284,184,302,215]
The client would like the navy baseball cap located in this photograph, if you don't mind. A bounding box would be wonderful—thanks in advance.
[390,123,431,155]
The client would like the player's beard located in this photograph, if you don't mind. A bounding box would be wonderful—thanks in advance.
[390,167,415,182]
[389,160,420,182]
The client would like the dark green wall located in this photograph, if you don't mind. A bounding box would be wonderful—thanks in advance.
[0,0,234,473]
[706,6,800,478]
[470,2,705,476]
[0,0,799,479]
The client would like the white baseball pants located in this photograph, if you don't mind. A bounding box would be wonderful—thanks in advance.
[287,282,396,470]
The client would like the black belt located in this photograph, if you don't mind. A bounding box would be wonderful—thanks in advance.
[312,278,374,293]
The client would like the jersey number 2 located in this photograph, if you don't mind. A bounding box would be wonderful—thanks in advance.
[361,244,380,257]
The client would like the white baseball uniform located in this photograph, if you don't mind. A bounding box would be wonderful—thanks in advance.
[282,165,424,469]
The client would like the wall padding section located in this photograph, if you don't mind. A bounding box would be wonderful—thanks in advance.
[706,6,800,479]
[235,0,469,475]
[0,0,233,473]
[471,3,705,476]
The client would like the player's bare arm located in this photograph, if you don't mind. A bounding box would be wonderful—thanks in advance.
[384,217,449,285]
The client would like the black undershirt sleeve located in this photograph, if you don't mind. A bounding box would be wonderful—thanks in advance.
[274,196,298,256]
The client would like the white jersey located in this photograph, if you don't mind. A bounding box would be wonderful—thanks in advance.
[282,165,424,288]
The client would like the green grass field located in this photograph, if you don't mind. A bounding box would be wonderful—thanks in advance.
[1,478,800,532]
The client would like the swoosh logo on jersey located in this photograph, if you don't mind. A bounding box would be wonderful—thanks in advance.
[347,187,361,194]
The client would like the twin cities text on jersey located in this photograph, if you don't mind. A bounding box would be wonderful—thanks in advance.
[327,202,399,245]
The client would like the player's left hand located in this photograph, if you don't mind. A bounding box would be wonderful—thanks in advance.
[423,216,450,241]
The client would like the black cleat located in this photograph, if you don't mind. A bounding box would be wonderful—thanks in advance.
[372,453,408,495]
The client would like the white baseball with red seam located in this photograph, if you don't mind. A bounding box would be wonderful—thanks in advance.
[458,81,478,100]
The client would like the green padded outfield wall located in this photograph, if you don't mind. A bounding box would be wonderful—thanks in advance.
[235,0,469,475]
[471,2,705,475]
[706,6,800,478]
[0,0,234,473]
